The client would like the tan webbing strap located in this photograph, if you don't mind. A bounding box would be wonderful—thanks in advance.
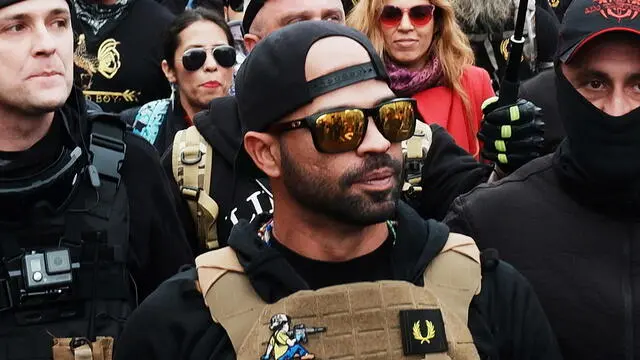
[402,121,432,196]
[424,232,481,326]
[195,248,267,353]
[52,337,114,360]
[172,126,220,250]
[73,345,92,360]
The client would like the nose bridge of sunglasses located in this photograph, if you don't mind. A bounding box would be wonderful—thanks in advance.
[399,9,415,28]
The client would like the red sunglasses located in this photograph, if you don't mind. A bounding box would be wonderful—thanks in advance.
[379,4,435,27]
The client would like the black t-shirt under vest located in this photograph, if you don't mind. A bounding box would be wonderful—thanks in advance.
[269,234,394,290]
[73,0,174,113]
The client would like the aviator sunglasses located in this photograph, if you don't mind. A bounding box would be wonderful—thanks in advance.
[379,4,436,27]
[268,98,418,153]
[181,45,237,71]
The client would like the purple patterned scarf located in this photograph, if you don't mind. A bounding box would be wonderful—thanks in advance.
[384,54,444,96]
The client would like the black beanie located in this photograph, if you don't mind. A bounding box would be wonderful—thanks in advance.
[0,0,72,9]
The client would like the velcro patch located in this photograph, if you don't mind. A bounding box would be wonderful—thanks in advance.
[399,309,448,355]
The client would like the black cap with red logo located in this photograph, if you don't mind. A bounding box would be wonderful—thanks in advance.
[558,0,640,63]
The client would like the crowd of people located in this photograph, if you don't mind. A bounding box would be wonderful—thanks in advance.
[0,0,638,359]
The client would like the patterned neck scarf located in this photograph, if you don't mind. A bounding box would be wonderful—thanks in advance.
[384,53,444,96]
[74,0,135,36]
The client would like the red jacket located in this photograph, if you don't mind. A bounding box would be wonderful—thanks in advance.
[413,66,494,157]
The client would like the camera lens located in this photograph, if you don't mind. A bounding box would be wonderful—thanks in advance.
[46,249,71,274]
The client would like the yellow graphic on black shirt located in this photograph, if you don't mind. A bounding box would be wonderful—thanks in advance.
[74,35,140,105]
[412,320,436,344]
[500,39,510,61]
[500,39,525,62]
[549,0,559,8]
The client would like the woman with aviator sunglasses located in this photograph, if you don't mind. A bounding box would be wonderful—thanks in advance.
[122,8,236,154]
[348,0,494,157]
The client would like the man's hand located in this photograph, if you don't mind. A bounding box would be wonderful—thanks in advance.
[478,97,545,174]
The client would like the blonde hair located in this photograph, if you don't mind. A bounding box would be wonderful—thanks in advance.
[347,0,478,147]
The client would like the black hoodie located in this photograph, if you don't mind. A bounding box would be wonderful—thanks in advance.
[114,201,561,360]
[64,87,194,299]
[445,68,640,360]
[161,97,273,254]
[162,96,492,255]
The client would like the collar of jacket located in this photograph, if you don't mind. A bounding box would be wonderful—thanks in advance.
[57,86,91,160]
[167,92,191,128]
[226,201,451,303]
[194,96,243,164]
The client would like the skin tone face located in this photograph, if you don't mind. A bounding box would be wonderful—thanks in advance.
[0,0,74,151]
[561,33,640,117]
[162,20,234,120]
[244,37,402,261]
[380,0,435,70]
[243,0,345,52]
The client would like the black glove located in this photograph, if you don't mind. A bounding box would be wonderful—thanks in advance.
[478,97,545,174]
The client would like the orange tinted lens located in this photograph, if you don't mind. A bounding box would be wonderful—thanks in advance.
[377,101,416,142]
[314,109,366,153]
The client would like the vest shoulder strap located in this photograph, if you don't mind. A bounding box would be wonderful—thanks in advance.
[84,111,131,264]
[172,126,220,250]
[88,112,127,188]
[424,232,482,326]
[131,99,170,145]
[402,120,432,199]
[195,248,266,352]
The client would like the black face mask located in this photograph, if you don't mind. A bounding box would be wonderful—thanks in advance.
[555,65,640,183]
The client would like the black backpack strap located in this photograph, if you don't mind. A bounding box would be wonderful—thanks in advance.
[85,112,129,263]
[83,112,133,336]
[120,107,138,131]
[88,112,127,196]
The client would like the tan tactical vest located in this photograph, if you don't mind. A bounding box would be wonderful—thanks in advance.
[195,232,481,359]
[172,122,432,252]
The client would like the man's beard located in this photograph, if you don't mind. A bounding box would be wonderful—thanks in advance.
[451,0,513,32]
[280,145,403,226]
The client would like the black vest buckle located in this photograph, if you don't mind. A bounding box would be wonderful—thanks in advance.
[0,278,14,312]
[89,117,127,188]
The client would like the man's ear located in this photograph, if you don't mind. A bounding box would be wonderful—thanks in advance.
[161,60,177,84]
[243,33,260,53]
[244,131,282,178]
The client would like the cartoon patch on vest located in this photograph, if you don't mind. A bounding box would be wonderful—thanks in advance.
[260,314,326,360]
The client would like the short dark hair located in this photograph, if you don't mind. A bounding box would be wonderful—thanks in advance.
[164,7,235,68]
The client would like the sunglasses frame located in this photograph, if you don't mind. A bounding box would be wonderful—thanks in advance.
[225,0,244,12]
[181,44,237,72]
[379,4,436,28]
[268,98,419,153]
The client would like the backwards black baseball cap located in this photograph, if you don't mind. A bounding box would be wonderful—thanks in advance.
[0,0,24,7]
[242,0,266,34]
[233,20,389,176]
[558,0,640,63]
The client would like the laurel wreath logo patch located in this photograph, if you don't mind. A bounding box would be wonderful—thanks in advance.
[412,320,436,344]
[400,309,448,355]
